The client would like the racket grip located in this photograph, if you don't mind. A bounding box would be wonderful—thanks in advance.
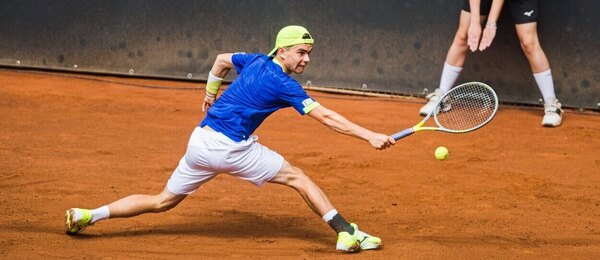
[391,128,414,140]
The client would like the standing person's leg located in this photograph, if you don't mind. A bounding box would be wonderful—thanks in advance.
[420,11,470,116]
[421,0,494,116]
[516,26,546,68]
[510,0,562,126]
[442,10,473,89]
[515,22,562,126]
[268,160,381,253]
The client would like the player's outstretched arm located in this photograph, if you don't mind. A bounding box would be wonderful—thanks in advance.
[203,53,234,112]
[307,105,395,150]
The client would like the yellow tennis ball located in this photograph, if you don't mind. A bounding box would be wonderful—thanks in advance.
[435,146,449,160]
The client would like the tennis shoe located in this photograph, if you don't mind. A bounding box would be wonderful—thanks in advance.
[65,208,93,235]
[542,98,563,127]
[351,223,382,250]
[419,88,444,116]
[336,229,361,252]
[336,223,382,252]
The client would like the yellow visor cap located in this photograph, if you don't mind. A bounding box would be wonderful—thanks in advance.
[268,25,314,57]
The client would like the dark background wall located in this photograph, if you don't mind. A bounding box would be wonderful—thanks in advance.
[0,0,598,108]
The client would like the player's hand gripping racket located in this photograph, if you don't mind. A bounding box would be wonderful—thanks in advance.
[392,82,498,140]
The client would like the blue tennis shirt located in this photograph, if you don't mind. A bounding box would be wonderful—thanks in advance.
[200,53,320,142]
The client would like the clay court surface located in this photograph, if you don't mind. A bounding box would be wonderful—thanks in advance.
[1,69,599,259]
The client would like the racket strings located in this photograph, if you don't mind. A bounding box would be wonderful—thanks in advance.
[434,83,497,131]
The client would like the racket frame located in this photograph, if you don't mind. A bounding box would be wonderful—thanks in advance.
[392,82,498,140]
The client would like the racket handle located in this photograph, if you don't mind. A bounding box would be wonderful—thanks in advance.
[392,128,415,140]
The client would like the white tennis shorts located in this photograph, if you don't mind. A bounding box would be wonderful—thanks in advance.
[166,127,284,195]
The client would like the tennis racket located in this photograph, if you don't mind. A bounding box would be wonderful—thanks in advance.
[392,82,498,140]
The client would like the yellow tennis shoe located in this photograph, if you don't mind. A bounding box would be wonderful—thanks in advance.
[336,230,361,252]
[351,223,382,250]
[65,208,93,235]
[336,223,382,252]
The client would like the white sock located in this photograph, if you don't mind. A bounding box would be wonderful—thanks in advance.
[73,208,84,221]
[439,62,463,94]
[90,206,110,224]
[322,209,338,222]
[533,69,556,103]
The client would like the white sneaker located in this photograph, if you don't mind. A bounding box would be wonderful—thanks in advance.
[419,88,444,116]
[542,98,563,127]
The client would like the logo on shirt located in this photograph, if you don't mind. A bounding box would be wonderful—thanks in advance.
[524,10,534,17]
[302,98,315,107]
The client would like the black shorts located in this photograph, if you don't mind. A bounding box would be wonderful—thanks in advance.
[462,0,539,24]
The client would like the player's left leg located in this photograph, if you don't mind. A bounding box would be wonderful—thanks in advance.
[268,160,381,252]
[515,22,563,127]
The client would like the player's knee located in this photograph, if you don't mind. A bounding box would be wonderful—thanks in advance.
[154,201,176,212]
[152,193,184,212]
[457,32,468,42]
[454,34,468,47]
[519,38,538,55]
[271,161,314,189]
[286,166,312,188]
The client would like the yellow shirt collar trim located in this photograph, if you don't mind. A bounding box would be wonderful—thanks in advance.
[272,58,286,73]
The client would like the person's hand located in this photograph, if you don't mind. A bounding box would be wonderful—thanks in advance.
[202,93,216,112]
[467,22,482,52]
[368,133,395,150]
[479,25,497,51]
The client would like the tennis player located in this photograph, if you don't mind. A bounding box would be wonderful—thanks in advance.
[420,0,563,127]
[65,25,394,253]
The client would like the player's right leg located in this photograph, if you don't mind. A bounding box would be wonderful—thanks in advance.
[268,160,381,252]
[420,10,471,116]
[65,188,187,235]
[66,127,218,235]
